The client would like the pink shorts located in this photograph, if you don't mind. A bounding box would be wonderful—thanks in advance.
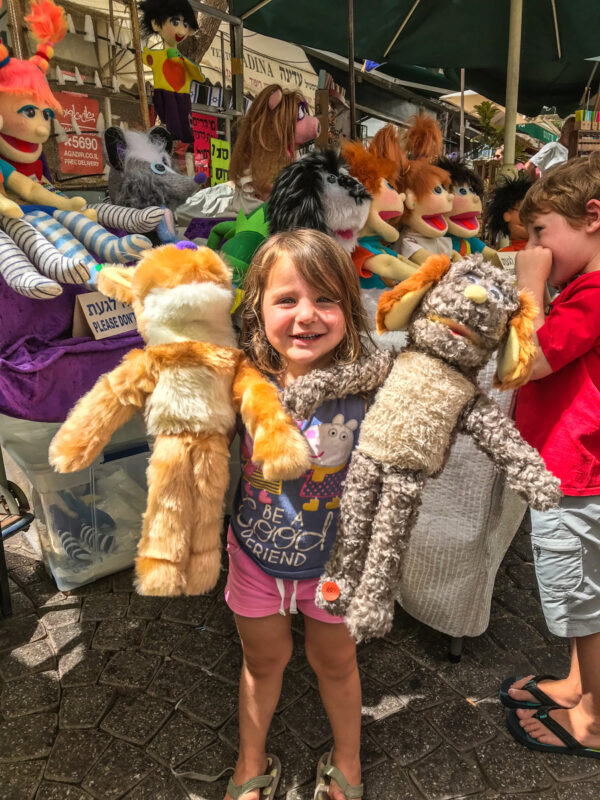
[224,527,343,623]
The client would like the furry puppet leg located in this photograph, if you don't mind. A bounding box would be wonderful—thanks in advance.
[90,203,166,234]
[135,433,197,596]
[344,467,425,642]
[184,433,231,595]
[315,451,384,617]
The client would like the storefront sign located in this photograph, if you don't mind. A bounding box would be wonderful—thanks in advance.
[73,291,137,340]
[191,111,218,181]
[55,92,103,176]
[210,137,230,186]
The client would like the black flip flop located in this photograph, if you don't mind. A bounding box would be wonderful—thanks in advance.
[498,674,565,710]
[506,706,600,759]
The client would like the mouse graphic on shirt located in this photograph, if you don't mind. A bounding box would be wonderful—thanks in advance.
[300,414,359,511]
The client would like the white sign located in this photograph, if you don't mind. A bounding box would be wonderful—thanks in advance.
[73,291,137,340]
[497,252,517,271]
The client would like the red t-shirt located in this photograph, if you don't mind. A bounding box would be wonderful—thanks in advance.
[515,271,600,495]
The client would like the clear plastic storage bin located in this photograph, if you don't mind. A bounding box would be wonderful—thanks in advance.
[0,413,149,590]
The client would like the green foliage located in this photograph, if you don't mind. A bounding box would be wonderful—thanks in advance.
[473,99,529,162]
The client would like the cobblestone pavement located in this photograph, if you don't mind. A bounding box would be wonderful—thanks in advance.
[1,522,599,800]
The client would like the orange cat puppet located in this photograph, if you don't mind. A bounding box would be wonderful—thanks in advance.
[49,242,311,596]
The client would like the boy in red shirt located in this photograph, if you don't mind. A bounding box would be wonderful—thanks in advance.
[499,155,600,760]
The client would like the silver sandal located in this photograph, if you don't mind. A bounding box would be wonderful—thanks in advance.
[226,754,281,799]
[314,750,363,799]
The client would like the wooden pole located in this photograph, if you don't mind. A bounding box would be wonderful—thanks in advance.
[502,0,523,175]
[128,0,151,130]
[348,0,356,139]
[6,0,26,59]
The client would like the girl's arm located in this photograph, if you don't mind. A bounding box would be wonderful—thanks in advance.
[515,246,553,380]
[281,351,394,420]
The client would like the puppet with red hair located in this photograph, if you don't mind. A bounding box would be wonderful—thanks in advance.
[0,0,171,299]
[371,116,457,265]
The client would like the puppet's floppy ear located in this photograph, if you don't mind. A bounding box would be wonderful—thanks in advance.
[97,265,136,305]
[268,88,283,110]
[494,289,538,390]
[375,254,451,332]
[148,126,174,156]
[104,127,127,171]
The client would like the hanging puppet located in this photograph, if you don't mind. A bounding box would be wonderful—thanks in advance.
[0,0,170,299]
[177,83,320,221]
[487,175,533,252]
[370,118,456,265]
[437,156,501,266]
[139,0,204,144]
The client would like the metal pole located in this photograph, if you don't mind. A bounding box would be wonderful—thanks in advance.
[230,20,244,116]
[128,0,151,129]
[6,0,25,59]
[502,0,523,174]
[348,0,356,139]
[459,68,465,159]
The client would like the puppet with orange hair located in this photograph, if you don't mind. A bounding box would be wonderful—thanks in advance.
[370,115,457,265]
[0,0,174,299]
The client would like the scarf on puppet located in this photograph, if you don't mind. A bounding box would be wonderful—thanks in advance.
[0,0,175,299]
[177,83,320,222]
[282,253,561,641]
[139,0,203,144]
[487,175,533,253]
[205,149,370,289]
[49,241,311,596]
[437,156,501,267]
[370,118,457,266]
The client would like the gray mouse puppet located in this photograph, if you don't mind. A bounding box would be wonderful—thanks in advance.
[282,253,562,642]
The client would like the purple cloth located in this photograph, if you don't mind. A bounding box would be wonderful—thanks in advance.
[153,88,193,143]
[0,281,142,423]
[184,216,235,241]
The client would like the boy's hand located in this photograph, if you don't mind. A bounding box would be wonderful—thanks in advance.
[515,245,552,290]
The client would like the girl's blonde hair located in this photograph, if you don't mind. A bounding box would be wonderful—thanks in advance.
[240,229,372,376]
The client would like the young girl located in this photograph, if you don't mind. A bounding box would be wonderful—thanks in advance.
[224,229,372,800]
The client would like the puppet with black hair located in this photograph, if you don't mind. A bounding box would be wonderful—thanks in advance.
[206,149,371,287]
[487,175,533,252]
[437,156,500,267]
[139,0,204,143]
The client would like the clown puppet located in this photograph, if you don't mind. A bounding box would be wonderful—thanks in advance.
[437,156,501,267]
[139,0,204,145]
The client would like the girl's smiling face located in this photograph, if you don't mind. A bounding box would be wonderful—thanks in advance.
[262,255,346,383]
[0,93,54,163]
[153,15,191,47]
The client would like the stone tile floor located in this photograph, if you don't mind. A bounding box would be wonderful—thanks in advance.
[1,522,599,800]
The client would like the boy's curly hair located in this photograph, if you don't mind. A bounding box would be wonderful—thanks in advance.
[520,153,600,227]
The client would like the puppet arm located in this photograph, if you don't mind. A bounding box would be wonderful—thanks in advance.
[6,170,88,214]
[232,356,311,481]
[281,351,394,420]
[49,350,156,473]
[0,193,23,219]
[481,245,502,268]
[366,252,418,283]
[408,247,439,265]
[460,393,561,510]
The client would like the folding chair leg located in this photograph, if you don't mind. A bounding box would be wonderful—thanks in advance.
[0,534,12,617]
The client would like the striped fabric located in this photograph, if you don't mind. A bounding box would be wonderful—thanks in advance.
[53,210,152,263]
[0,229,62,298]
[24,210,97,268]
[57,528,93,563]
[3,217,90,285]
[91,203,166,233]
[77,522,115,554]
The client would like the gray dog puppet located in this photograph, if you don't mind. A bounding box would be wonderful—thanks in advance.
[283,253,562,642]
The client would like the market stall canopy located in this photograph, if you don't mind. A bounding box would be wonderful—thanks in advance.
[200,22,318,102]
[231,0,600,117]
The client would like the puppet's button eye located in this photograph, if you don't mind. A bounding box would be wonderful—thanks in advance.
[457,187,468,196]
[297,103,306,120]
[151,162,167,174]
[321,581,340,602]
[464,272,479,284]
[384,180,394,191]
[489,286,504,301]
[327,174,336,183]
[433,185,443,194]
